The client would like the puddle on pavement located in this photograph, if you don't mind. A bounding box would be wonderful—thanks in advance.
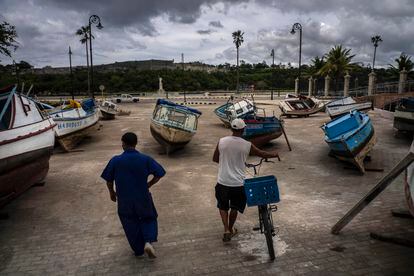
[237,232,288,261]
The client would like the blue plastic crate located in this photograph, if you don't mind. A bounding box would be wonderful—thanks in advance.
[244,175,280,207]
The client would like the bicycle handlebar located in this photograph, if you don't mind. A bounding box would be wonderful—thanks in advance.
[245,156,280,168]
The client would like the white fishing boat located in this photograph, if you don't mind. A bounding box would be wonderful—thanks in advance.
[99,100,117,120]
[326,97,373,118]
[150,99,201,154]
[0,85,56,207]
[48,99,99,151]
[214,98,256,127]
[279,95,325,117]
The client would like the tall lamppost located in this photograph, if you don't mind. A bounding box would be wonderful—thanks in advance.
[291,23,302,95]
[371,35,382,71]
[270,49,275,100]
[88,15,103,98]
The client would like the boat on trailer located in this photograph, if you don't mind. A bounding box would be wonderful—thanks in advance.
[0,85,56,207]
[242,112,283,147]
[150,99,202,154]
[99,100,117,120]
[214,98,256,127]
[321,110,376,173]
[279,95,325,117]
[394,98,414,132]
[47,99,100,151]
[326,97,373,118]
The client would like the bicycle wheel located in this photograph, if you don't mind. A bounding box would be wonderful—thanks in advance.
[260,205,275,260]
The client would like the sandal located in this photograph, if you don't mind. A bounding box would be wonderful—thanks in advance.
[231,227,238,237]
[222,232,231,242]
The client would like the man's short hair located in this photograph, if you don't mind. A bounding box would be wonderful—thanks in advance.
[122,132,138,147]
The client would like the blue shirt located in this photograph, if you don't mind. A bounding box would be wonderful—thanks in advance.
[101,149,166,218]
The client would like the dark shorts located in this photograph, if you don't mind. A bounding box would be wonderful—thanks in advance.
[215,183,247,213]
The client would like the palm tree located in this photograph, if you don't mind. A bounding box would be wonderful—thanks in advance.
[308,56,325,77]
[371,35,382,70]
[76,26,94,93]
[388,52,413,79]
[232,30,244,94]
[0,21,18,60]
[318,45,355,92]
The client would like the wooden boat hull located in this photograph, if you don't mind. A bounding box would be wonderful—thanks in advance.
[394,109,414,132]
[247,131,283,147]
[0,89,55,207]
[332,132,376,173]
[279,98,325,117]
[0,147,52,208]
[327,102,373,118]
[405,164,414,217]
[100,108,116,120]
[53,109,100,151]
[243,116,283,147]
[150,121,195,154]
[323,111,376,173]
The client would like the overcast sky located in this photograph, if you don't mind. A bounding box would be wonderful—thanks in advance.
[1,0,413,68]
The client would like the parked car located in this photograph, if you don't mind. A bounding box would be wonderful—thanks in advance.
[112,94,139,103]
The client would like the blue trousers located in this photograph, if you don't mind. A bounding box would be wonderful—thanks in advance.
[118,200,158,255]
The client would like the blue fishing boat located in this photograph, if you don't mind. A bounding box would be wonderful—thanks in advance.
[214,98,256,127]
[321,110,376,173]
[150,99,202,154]
[243,115,283,147]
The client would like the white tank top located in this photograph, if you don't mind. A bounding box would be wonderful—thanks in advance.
[217,136,252,187]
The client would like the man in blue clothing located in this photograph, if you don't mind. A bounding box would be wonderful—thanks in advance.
[101,132,166,258]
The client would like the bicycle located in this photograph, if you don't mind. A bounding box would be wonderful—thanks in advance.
[244,157,281,261]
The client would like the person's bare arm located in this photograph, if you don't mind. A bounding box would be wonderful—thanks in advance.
[213,143,219,163]
[148,176,162,188]
[106,181,117,202]
[249,144,279,159]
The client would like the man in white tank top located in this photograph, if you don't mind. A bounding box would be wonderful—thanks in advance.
[213,118,279,242]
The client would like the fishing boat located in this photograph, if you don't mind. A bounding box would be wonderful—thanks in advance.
[47,99,100,151]
[321,110,376,173]
[0,85,56,207]
[100,100,117,120]
[279,95,325,117]
[394,98,414,132]
[243,114,283,147]
[214,98,256,127]
[326,97,373,118]
[150,99,202,154]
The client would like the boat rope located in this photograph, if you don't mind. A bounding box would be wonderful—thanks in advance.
[0,86,16,123]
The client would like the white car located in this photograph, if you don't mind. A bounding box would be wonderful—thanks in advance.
[112,94,139,103]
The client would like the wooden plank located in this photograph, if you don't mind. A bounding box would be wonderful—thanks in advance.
[331,140,414,235]
[370,232,414,248]
[280,121,292,151]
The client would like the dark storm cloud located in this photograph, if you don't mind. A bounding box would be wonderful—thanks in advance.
[36,0,245,36]
[197,29,213,35]
[209,20,223,28]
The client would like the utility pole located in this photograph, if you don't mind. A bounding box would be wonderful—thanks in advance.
[182,53,186,103]
[270,49,275,100]
[68,46,74,100]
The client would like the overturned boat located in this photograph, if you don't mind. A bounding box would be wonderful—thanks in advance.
[243,114,283,147]
[214,98,256,127]
[326,97,373,118]
[100,100,117,120]
[394,98,414,132]
[47,99,100,151]
[321,110,376,173]
[0,85,56,207]
[279,95,325,117]
[150,99,202,154]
